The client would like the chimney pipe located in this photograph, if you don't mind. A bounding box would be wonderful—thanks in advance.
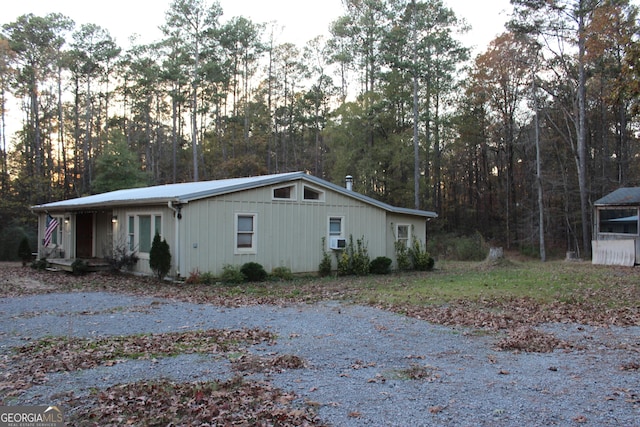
[345,175,353,191]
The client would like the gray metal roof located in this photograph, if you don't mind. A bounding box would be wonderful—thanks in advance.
[594,187,640,206]
[32,172,438,219]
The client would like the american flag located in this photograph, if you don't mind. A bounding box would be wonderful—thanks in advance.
[44,215,58,246]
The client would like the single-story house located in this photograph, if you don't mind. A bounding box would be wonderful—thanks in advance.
[31,172,438,277]
[592,187,640,266]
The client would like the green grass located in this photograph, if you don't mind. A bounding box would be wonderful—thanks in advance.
[346,260,638,308]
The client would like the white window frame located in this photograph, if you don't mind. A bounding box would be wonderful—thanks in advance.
[328,216,344,237]
[235,213,257,254]
[272,184,297,201]
[396,224,411,248]
[303,185,325,202]
[128,213,162,257]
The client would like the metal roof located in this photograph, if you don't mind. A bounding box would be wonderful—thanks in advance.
[32,171,438,219]
[594,187,640,206]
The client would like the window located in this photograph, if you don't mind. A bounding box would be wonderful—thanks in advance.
[396,224,411,247]
[128,216,135,251]
[598,208,639,235]
[236,213,257,253]
[273,185,296,200]
[329,217,343,236]
[303,185,324,201]
[129,214,162,253]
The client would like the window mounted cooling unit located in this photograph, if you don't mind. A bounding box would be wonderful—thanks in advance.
[329,237,347,250]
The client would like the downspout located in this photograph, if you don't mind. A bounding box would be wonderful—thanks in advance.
[168,201,182,278]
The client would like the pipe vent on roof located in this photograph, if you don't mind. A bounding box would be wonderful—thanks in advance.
[345,175,353,191]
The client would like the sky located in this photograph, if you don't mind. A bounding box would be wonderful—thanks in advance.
[2,0,513,55]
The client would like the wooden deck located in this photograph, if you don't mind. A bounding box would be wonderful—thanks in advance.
[47,258,110,272]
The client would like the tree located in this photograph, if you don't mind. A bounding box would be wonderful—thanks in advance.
[92,131,149,193]
[510,0,595,257]
[149,232,171,280]
[162,0,222,182]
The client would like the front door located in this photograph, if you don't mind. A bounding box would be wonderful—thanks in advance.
[76,213,93,258]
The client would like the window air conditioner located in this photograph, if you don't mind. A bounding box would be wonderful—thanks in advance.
[329,237,347,250]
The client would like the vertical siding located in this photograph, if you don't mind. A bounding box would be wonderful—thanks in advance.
[111,205,176,276]
[181,181,400,276]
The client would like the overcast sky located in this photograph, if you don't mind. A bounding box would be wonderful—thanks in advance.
[2,0,513,55]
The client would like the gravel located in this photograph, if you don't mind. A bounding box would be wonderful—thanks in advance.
[1,291,639,426]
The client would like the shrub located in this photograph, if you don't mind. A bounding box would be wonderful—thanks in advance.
[336,235,370,276]
[31,258,48,270]
[71,259,89,275]
[149,232,171,280]
[199,271,216,284]
[105,239,138,273]
[271,266,294,281]
[18,237,32,266]
[409,239,435,271]
[221,264,245,284]
[240,262,268,282]
[185,269,202,284]
[394,241,412,271]
[369,256,392,274]
[318,237,333,277]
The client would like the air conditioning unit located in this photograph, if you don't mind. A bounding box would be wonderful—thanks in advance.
[329,237,347,250]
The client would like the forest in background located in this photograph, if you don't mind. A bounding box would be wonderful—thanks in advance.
[1,0,639,261]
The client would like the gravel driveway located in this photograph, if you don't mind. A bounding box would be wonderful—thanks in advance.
[1,291,639,426]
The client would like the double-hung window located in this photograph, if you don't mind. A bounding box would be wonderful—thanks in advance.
[235,213,257,253]
[396,224,410,248]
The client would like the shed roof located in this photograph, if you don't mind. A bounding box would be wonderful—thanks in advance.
[32,172,438,219]
[594,187,640,206]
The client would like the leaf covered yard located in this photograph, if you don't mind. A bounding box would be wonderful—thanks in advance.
[0,259,639,425]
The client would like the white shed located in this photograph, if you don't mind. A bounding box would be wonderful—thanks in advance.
[31,172,438,277]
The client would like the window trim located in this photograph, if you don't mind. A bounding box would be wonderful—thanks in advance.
[272,184,297,201]
[396,224,412,247]
[128,212,163,257]
[303,185,325,202]
[235,212,257,254]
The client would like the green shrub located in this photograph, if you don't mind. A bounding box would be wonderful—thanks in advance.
[241,262,267,282]
[149,232,171,280]
[18,237,32,266]
[318,237,333,277]
[409,239,434,271]
[71,259,89,275]
[394,241,412,271]
[271,266,294,281]
[428,232,486,261]
[369,256,392,274]
[336,235,370,276]
[199,271,216,285]
[31,258,48,270]
[221,264,245,284]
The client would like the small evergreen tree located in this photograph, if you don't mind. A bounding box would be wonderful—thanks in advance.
[18,236,32,266]
[149,232,171,280]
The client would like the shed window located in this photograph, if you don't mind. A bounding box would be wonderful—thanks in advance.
[303,186,324,201]
[396,224,411,247]
[329,217,343,236]
[236,213,257,253]
[273,185,296,200]
[598,208,639,235]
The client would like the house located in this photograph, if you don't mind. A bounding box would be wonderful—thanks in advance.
[31,172,438,277]
[592,187,640,266]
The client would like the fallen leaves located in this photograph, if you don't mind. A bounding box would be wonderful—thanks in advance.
[65,377,324,426]
[1,328,274,396]
[494,327,573,353]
